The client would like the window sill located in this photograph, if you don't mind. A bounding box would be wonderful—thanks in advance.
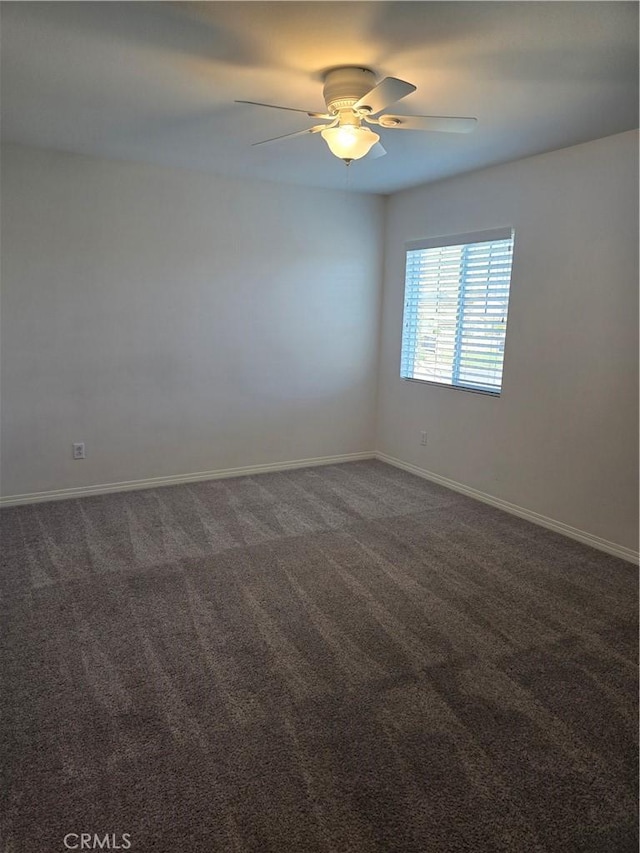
[400,377,501,397]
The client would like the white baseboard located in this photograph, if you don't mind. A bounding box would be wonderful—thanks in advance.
[0,451,376,508]
[3,450,637,566]
[376,452,639,566]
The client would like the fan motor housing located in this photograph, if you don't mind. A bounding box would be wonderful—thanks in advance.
[322,67,376,114]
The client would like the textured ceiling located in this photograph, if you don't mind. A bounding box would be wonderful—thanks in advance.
[1,1,638,194]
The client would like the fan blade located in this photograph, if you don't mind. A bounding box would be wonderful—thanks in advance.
[368,142,387,159]
[235,100,330,119]
[353,77,416,115]
[251,125,327,146]
[379,114,477,133]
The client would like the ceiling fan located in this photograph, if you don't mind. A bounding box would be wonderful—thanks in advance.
[236,67,477,163]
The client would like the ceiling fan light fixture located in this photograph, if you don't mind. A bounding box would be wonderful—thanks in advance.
[320,125,380,161]
[240,65,477,159]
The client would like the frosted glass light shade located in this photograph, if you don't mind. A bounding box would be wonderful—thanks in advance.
[321,125,380,160]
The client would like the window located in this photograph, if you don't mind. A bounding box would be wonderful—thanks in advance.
[400,227,515,395]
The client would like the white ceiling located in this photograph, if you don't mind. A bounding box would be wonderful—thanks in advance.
[1,1,638,194]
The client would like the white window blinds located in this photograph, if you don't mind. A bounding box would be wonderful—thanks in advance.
[400,228,515,395]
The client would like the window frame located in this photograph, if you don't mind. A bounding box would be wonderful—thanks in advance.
[400,227,515,397]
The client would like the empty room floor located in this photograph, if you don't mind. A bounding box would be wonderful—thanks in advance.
[1,460,637,852]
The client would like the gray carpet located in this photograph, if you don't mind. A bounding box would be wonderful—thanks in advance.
[1,460,637,852]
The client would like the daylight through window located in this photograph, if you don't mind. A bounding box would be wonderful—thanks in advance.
[400,228,515,395]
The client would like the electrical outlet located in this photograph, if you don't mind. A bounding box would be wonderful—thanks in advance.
[73,442,86,460]
[420,431,427,446]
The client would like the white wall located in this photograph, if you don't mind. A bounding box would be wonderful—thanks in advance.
[2,135,638,555]
[377,130,639,553]
[0,144,383,496]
